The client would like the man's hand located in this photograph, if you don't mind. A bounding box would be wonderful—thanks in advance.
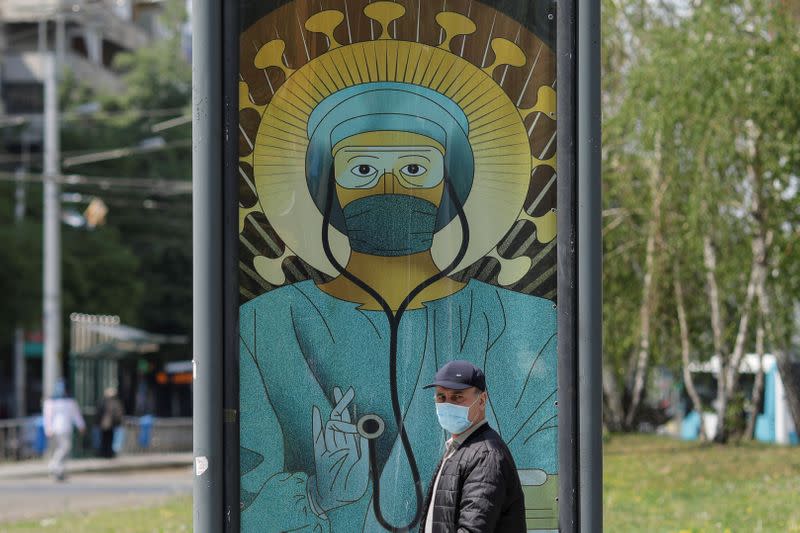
[310,386,369,513]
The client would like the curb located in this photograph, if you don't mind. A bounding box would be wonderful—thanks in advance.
[0,453,193,480]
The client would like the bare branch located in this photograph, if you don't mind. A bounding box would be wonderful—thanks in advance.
[603,214,628,236]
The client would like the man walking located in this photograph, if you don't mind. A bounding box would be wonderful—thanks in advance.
[421,360,526,532]
[97,387,124,458]
[42,380,85,481]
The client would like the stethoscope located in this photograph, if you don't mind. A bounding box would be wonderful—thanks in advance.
[321,174,470,532]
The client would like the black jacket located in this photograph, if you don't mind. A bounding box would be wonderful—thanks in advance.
[421,423,526,533]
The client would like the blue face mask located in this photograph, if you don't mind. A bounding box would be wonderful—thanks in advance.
[342,194,438,256]
[435,397,480,435]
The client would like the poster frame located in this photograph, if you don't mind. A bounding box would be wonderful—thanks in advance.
[191,0,601,531]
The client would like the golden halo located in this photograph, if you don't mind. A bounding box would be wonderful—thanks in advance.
[253,36,531,276]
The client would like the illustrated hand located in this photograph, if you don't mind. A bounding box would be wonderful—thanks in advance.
[310,386,369,513]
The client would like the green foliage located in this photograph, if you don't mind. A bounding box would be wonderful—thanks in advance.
[61,225,144,326]
[723,391,748,440]
[0,215,42,333]
[0,185,144,348]
[56,6,192,335]
[602,0,800,411]
[0,3,191,357]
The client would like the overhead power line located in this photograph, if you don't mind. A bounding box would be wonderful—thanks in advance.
[0,137,190,165]
[0,170,192,194]
[62,139,191,168]
[152,114,192,132]
[0,107,190,125]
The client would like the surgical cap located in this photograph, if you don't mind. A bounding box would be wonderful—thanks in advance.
[305,82,474,233]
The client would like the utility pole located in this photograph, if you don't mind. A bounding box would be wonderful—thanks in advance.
[13,142,29,417]
[41,15,65,400]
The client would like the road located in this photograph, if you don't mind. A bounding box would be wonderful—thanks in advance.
[0,467,192,523]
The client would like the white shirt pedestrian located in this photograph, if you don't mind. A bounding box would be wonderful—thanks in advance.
[43,394,85,481]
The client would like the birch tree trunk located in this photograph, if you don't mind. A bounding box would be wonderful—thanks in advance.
[624,140,665,429]
[624,227,656,429]
[744,320,765,441]
[706,125,768,442]
[674,275,706,440]
[724,263,759,397]
[725,150,766,398]
[603,363,625,432]
[703,236,730,442]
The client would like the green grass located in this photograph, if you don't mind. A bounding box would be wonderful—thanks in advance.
[3,435,799,532]
[605,434,800,532]
[0,496,191,533]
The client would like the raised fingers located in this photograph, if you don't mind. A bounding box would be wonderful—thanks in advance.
[331,387,355,421]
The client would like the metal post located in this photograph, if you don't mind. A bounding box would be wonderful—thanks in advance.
[42,16,63,401]
[193,0,224,531]
[14,141,29,417]
[577,0,603,530]
[55,14,65,68]
[38,20,46,53]
[221,0,240,529]
[14,328,26,417]
[14,162,26,221]
[557,0,579,529]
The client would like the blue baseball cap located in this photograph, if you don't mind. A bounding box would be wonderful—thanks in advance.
[424,360,486,391]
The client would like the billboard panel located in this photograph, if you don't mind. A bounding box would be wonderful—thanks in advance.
[233,1,563,531]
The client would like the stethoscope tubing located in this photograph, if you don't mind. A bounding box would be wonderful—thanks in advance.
[321,178,470,532]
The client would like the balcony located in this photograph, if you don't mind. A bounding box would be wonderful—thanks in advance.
[2,50,125,93]
[0,0,152,53]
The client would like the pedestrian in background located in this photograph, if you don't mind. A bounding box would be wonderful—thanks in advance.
[42,380,85,481]
[421,360,526,532]
[98,387,124,458]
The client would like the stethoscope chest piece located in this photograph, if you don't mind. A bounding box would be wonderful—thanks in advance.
[357,414,386,440]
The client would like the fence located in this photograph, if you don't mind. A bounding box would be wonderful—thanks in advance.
[119,416,193,454]
[0,416,192,462]
[0,417,41,462]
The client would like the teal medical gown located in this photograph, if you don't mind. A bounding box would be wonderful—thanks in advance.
[240,278,557,532]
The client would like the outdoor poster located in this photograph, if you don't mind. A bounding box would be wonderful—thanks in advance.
[235,1,559,530]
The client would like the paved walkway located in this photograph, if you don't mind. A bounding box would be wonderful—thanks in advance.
[0,454,193,523]
[0,452,192,480]
[0,467,192,524]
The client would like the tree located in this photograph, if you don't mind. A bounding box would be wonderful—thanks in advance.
[0,184,143,354]
[0,2,192,404]
[601,0,800,437]
[58,2,192,335]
